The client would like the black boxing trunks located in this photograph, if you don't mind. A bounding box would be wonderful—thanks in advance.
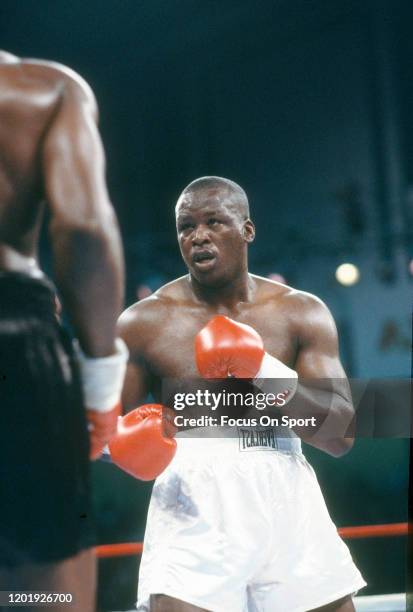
[0,272,95,567]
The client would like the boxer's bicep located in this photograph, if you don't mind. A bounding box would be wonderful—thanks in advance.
[294,298,350,397]
[293,300,354,453]
[42,80,112,227]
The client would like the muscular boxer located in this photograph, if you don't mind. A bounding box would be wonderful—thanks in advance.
[117,176,366,611]
[0,51,126,610]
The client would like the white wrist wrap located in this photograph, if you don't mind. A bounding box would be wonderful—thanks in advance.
[254,353,298,404]
[74,338,129,412]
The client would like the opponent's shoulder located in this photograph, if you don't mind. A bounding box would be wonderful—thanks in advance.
[153,275,190,301]
[118,277,186,336]
[18,55,97,116]
[118,295,165,332]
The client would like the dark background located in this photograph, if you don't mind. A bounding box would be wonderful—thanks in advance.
[2,0,411,609]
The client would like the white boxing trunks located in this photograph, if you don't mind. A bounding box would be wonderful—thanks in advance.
[136,428,366,612]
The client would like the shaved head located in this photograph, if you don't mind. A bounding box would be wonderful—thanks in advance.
[176,176,250,220]
[175,176,255,285]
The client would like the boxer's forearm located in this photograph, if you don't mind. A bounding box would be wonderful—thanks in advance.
[253,352,354,456]
[51,217,124,356]
[280,382,355,457]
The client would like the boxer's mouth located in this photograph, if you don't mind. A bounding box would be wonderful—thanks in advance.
[192,250,217,269]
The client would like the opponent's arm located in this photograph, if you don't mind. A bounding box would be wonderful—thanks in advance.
[42,74,126,458]
[42,75,124,358]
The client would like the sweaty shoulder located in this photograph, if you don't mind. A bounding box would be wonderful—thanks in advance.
[0,52,97,120]
[117,277,189,352]
[23,57,97,114]
[255,274,328,310]
[254,275,337,341]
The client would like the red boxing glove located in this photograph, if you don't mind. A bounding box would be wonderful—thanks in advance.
[109,404,177,481]
[195,315,264,378]
[195,316,298,403]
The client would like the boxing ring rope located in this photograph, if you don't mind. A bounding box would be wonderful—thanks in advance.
[95,521,408,559]
[97,542,143,559]
[338,522,408,539]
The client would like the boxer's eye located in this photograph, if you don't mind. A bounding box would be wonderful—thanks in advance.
[179,222,194,232]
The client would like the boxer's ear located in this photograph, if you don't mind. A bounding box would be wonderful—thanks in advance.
[243,219,255,243]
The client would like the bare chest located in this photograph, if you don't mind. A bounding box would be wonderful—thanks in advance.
[143,304,297,380]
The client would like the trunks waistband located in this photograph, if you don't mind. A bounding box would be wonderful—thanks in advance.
[0,271,57,319]
[0,269,55,291]
[175,426,302,455]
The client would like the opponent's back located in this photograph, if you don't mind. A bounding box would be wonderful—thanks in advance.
[0,51,95,264]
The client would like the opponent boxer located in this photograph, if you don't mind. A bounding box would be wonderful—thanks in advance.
[0,51,126,610]
[117,176,366,611]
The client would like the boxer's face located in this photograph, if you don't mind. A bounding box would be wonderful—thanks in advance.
[176,189,254,285]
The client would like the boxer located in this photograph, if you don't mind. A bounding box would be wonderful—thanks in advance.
[0,51,126,611]
[115,176,366,611]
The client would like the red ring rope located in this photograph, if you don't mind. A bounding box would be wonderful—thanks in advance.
[95,522,409,558]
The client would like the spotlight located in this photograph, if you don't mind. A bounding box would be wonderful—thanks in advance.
[335,263,360,286]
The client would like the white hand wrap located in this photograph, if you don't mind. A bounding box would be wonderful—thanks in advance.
[254,353,298,405]
[73,338,129,412]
